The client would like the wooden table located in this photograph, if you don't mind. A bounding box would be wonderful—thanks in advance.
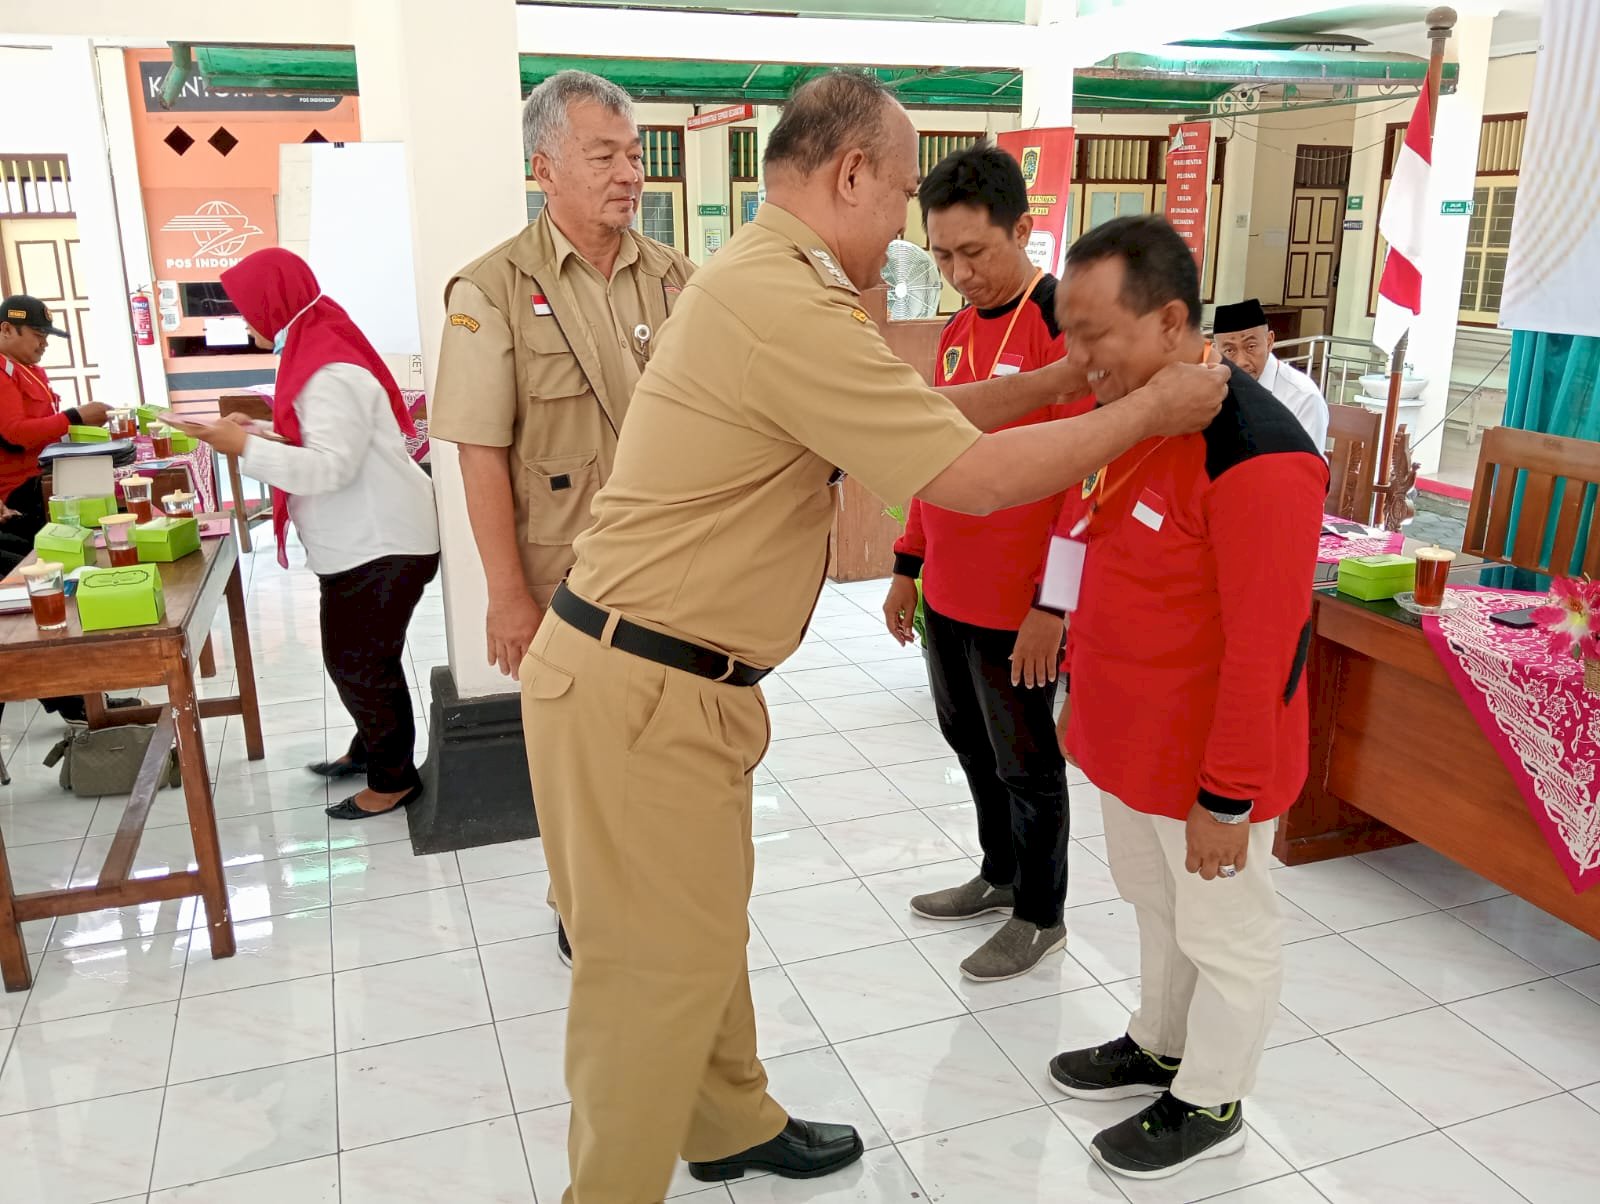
[1276,555,1600,939]
[0,536,265,991]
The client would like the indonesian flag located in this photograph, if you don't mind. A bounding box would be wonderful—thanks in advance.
[1372,87,1433,356]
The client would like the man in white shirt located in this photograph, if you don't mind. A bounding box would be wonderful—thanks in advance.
[1211,299,1329,451]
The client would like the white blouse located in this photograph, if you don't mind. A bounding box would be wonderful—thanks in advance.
[239,363,440,575]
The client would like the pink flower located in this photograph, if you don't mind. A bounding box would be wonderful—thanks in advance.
[1536,577,1599,657]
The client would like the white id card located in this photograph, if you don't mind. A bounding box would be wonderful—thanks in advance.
[1040,536,1086,612]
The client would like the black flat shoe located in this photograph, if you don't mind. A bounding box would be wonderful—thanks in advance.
[326,785,422,821]
[557,920,572,968]
[308,758,368,780]
[688,1117,864,1183]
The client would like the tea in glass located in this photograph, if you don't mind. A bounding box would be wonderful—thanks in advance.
[108,409,136,438]
[150,425,173,458]
[122,475,154,523]
[163,491,195,519]
[102,514,140,567]
[22,561,67,631]
[1413,546,1456,609]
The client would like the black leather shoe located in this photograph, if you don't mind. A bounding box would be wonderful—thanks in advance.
[688,1117,864,1183]
[326,784,422,821]
[308,757,368,780]
[556,920,572,968]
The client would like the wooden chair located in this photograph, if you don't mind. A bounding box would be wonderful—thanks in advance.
[1463,426,1600,577]
[217,393,275,553]
[1325,404,1382,522]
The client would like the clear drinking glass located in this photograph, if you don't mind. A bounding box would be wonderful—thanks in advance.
[121,476,154,524]
[22,561,67,631]
[101,514,140,567]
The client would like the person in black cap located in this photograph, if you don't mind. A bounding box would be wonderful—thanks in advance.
[0,294,110,542]
[1210,299,1328,451]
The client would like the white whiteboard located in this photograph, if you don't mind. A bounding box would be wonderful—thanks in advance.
[299,142,423,356]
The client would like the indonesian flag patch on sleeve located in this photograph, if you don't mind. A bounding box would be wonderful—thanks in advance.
[531,294,552,316]
[993,352,1026,377]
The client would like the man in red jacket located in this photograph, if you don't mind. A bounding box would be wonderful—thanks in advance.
[1042,217,1325,1181]
[0,294,109,542]
[882,143,1078,983]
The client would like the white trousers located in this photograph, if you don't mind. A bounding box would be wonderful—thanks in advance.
[1100,791,1284,1108]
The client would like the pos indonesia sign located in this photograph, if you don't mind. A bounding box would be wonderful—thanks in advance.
[144,188,277,282]
[996,127,1076,277]
[1164,122,1213,267]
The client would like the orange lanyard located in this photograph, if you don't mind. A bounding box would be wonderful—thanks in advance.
[1070,340,1212,539]
[964,268,1043,383]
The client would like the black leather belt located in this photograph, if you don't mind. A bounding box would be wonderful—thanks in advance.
[550,584,772,687]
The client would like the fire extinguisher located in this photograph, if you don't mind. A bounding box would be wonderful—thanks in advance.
[131,290,155,346]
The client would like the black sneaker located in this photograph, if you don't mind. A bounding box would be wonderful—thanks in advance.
[1091,1091,1246,1180]
[1049,1033,1180,1100]
[557,920,572,968]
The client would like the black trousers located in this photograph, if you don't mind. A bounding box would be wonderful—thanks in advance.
[319,553,439,793]
[923,602,1071,927]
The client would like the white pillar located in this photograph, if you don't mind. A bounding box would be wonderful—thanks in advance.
[353,0,526,700]
[46,39,142,408]
[93,44,169,409]
[1408,13,1493,473]
[753,104,781,206]
[1332,97,1391,344]
[1211,114,1259,314]
[685,122,730,264]
[1021,0,1076,128]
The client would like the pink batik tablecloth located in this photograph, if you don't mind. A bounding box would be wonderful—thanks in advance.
[245,384,430,463]
[1318,515,1406,564]
[1421,585,1600,893]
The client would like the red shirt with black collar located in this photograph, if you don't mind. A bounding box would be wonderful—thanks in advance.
[893,275,1085,631]
[0,352,70,501]
[1055,363,1328,822]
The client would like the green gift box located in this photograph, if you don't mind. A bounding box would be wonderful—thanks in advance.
[33,523,97,572]
[75,564,165,631]
[67,425,110,443]
[136,406,163,435]
[132,516,201,563]
[1336,554,1417,602]
[48,494,119,528]
[167,431,199,454]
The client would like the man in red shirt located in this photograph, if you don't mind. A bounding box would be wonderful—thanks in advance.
[0,294,109,543]
[882,143,1078,983]
[1042,217,1325,1180]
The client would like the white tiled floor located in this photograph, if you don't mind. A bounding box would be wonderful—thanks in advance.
[2,557,1599,1203]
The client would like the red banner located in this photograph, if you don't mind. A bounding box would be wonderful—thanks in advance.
[1164,121,1212,267]
[687,104,754,132]
[996,127,1076,277]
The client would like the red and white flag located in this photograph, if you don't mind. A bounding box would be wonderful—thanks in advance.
[1372,87,1434,356]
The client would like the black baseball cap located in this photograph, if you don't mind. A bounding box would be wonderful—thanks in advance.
[1,295,69,338]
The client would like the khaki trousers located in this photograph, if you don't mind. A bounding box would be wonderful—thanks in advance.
[1099,791,1284,1108]
[521,615,787,1204]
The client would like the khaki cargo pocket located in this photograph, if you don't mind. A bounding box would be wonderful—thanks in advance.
[524,451,600,546]
[523,318,590,401]
[519,652,574,699]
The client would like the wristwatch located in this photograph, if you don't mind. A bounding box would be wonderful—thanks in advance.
[1198,789,1253,825]
[1204,808,1252,825]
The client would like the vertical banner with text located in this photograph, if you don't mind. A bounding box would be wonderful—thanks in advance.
[1164,121,1213,268]
[996,127,1076,277]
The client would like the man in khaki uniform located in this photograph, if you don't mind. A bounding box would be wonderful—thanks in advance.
[430,71,694,963]
[520,72,1230,1203]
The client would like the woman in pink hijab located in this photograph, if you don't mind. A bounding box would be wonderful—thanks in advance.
[178,248,440,820]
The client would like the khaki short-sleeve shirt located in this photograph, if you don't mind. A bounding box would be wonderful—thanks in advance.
[567,204,981,668]
[429,213,693,602]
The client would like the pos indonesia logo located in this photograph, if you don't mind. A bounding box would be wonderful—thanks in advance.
[158,201,264,270]
[1020,147,1042,188]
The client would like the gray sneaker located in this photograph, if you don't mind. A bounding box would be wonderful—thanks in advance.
[960,917,1068,982]
[909,875,1015,921]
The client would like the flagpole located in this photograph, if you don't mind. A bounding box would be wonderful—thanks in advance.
[1376,5,1455,525]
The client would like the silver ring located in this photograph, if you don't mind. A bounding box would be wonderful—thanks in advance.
[1219,865,1238,878]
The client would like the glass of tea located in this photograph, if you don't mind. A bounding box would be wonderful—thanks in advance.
[21,561,67,631]
[1413,545,1456,609]
[121,475,154,523]
[150,425,173,458]
[101,514,140,567]
[163,491,195,519]
[107,409,135,438]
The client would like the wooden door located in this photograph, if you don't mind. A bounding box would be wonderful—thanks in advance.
[0,216,96,406]
[1283,145,1351,338]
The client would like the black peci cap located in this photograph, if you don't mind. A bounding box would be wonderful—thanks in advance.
[1211,299,1268,335]
[1,295,69,339]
